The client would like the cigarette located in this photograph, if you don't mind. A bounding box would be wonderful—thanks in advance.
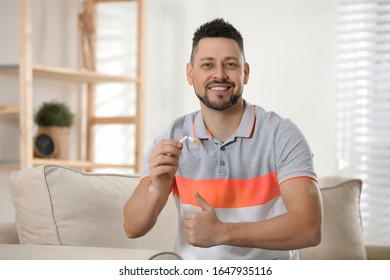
[179,135,201,147]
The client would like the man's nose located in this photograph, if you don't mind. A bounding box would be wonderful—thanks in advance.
[213,65,228,80]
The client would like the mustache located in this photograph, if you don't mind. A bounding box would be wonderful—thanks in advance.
[206,79,235,87]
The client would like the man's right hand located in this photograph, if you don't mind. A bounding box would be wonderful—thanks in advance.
[148,139,183,193]
[124,139,182,239]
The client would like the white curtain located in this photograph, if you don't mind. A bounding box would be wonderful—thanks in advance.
[337,0,390,245]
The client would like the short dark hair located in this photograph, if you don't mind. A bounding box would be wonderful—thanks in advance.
[190,18,245,63]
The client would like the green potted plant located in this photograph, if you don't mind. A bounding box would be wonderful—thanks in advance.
[33,101,75,159]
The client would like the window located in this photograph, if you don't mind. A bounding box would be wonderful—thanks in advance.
[337,0,390,244]
[94,2,138,173]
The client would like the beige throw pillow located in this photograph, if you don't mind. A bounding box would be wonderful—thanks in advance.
[10,165,177,251]
[299,176,367,259]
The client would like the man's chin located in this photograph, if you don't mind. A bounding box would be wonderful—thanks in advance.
[196,94,241,111]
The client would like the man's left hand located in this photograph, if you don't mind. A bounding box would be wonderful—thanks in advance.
[184,192,223,247]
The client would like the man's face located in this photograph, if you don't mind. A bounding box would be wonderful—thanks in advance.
[187,37,250,111]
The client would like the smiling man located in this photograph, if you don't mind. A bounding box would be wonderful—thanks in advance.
[189,36,248,112]
[123,18,322,260]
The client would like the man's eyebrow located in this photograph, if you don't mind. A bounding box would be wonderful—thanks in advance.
[225,56,240,61]
[199,57,215,61]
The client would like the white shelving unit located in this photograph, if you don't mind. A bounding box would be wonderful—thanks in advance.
[0,0,146,172]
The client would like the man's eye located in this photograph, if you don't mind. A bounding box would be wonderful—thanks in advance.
[202,63,212,68]
[226,63,238,68]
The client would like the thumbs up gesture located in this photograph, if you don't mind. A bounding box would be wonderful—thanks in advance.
[184,192,223,248]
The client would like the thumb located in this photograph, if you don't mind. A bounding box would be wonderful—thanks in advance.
[195,192,213,211]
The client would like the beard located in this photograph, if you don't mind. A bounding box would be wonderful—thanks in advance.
[196,93,241,111]
[194,83,242,111]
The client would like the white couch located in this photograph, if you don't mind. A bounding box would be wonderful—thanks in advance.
[0,164,389,260]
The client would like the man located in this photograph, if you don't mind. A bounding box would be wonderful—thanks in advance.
[123,18,322,260]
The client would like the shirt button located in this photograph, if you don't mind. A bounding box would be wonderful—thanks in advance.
[221,147,225,151]
[220,161,225,166]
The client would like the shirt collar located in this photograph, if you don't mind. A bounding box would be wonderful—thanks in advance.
[192,99,256,140]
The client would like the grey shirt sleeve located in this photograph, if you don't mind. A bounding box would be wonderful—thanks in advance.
[274,119,317,184]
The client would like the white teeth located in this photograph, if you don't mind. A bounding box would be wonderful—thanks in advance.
[210,86,228,91]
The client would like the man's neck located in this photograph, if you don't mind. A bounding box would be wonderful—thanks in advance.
[200,99,245,143]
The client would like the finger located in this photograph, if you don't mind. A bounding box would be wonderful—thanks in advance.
[149,148,181,184]
[185,212,196,221]
[195,192,213,212]
[151,140,182,159]
[150,153,179,168]
[158,139,183,151]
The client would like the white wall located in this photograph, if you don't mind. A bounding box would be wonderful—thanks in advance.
[145,0,340,177]
[0,0,340,223]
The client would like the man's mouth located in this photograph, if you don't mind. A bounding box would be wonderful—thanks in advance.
[207,82,233,92]
[209,86,230,91]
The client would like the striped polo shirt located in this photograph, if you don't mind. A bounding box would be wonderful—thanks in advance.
[142,99,316,259]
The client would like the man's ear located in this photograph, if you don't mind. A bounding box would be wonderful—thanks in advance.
[186,63,194,85]
[244,62,250,84]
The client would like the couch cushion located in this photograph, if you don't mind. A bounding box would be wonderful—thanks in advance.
[299,176,367,259]
[0,244,182,260]
[0,223,19,244]
[10,165,178,251]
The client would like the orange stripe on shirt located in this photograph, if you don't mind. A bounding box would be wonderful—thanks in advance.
[172,173,280,208]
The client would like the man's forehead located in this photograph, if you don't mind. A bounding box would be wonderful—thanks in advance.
[197,37,240,48]
[194,37,243,59]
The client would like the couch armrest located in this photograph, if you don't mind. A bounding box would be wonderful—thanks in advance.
[365,244,390,260]
[0,244,182,260]
[0,223,20,244]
